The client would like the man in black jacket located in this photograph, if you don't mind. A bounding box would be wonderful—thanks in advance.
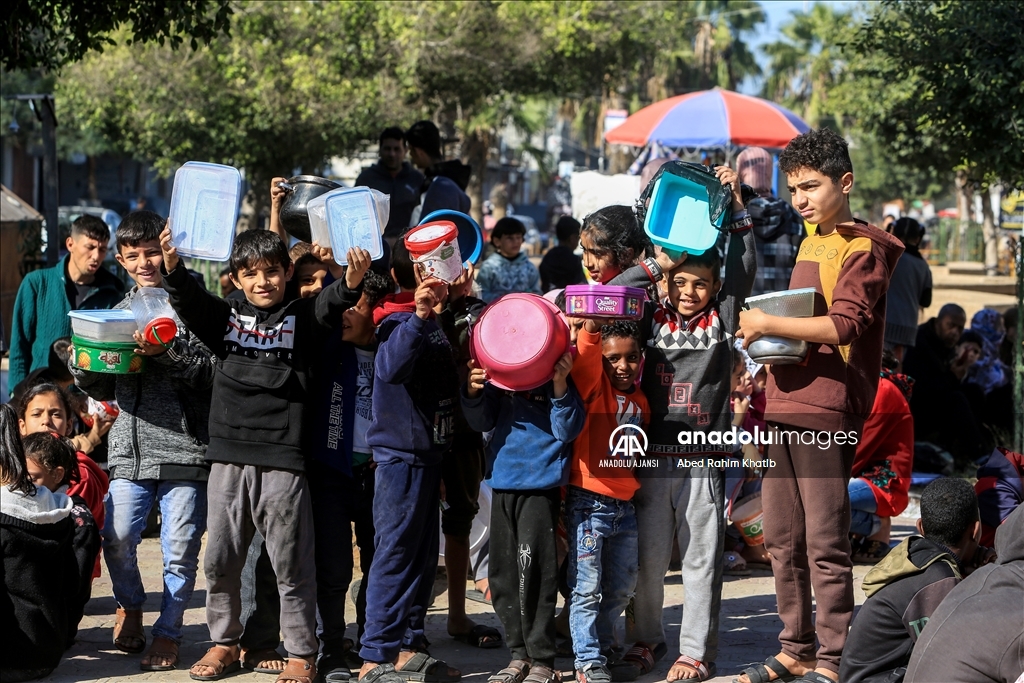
[356,127,425,243]
[405,120,472,225]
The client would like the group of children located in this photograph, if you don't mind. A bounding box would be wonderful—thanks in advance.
[7,126,1006,683]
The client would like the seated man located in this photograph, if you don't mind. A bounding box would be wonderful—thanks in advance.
[840,478,987,683]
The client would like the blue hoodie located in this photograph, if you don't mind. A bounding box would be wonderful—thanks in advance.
[461,380,585,491]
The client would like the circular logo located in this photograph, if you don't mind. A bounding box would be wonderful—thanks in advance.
[608,424,649,456]
[581,534,598,552]
[826,249,838,260]
[815,245,826,256]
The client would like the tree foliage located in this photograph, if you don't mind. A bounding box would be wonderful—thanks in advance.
[1,0,233,73]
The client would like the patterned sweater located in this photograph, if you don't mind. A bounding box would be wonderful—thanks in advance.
[475,251,541,303]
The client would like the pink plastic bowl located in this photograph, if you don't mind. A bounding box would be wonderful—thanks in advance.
[471,293,571,392]
[564,284,646,319]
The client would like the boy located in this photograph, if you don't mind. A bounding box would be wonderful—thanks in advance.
[462,326,585,683]
[840,478,987,683]
[476,217,542,303]
[567,319,649,683]
[607,165,752,682]
[159,226,371,683]
[539,216,585,292]
[69,210,215,672]
[356,242,461,683]
[736,128,904,683]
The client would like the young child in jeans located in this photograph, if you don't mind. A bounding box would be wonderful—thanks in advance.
[160,227,370,683]
[736,128,903,683]
[566,320,649,683]
[462,333,585,683]
[69,210,214,672]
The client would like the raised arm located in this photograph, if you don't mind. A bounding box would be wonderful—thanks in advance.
[159,227,232,355]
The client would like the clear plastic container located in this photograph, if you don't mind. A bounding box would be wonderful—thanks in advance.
[168,161,242,261]
[68,310,139,343]
[307,187,389,265]
[744,287,818,318]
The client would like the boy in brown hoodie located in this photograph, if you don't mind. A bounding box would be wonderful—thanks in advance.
[735,128,904,683]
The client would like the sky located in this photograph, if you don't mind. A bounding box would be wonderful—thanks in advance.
[738,0,856,95]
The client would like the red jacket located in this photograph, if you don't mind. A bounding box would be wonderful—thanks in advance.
[851,376,914,517]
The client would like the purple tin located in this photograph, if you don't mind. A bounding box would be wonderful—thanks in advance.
[564,285,646,320]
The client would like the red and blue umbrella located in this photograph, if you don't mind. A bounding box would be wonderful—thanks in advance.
[604,87,810,149]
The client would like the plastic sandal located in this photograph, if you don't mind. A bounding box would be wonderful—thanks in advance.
[113,607,146,654]
[733,655,798,683]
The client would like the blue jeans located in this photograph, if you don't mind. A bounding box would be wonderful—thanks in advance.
[566,486,639,670]
[102,478,207,643]
[848,478,880,537]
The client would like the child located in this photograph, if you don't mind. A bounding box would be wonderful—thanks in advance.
[476,216,542,303]
[356,241,462,683]
[22,431,101,646]
[462,328,585,683]
[68,210,215,672]
[736,128,904,683]
[566,319,649,683]
[1,410,81,683]
[159,226,371,683]
[840,478,990,683]
[602,163,751,682]
[579,205,652,285]
[539,216,585,292]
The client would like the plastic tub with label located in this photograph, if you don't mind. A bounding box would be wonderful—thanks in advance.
[68,310,139,344]
[307,187,389,265]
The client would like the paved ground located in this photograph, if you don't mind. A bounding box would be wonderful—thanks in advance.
[51,516,919,683]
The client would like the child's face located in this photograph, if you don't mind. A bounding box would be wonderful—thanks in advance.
[602,335,642,391]
[25,456,65,492]
[667,263,720,318]
[297,263,328,299]
[734,366,753,395]
[955,341,982,366]
[786,166,853,228]
[231,259,294,308]
[731,360,746,393]
[580,231,620,284]
[19,393,70,437]
[342,294,376,345]
[493,232,524,258]
[220,273,238,297]
[566,316,585,348]
[115,239,163,288]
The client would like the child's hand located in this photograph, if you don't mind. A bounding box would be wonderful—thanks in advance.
[311,242,346,280]
[736,308,770,347]
[467,360,488,397]
[414,279,447,320]
[159,225,179,273]
[345,248,372,289]
[132,330,169,357]
[448,262,476,301]
[732,393,750,426]
[551,351,574,398]
[715,165,745,212]
[270,176,289,210]
[653,244,688,274]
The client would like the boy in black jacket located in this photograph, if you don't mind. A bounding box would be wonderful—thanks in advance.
[160,228,370,683]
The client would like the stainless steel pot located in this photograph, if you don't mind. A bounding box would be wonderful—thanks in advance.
[746,335,809,365]
[278,175,342,242]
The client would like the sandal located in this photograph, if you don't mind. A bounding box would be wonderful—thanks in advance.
[523,664,560,683]
[395,652,461,683]
[243,647,288,674]
[113,607,146,654]
[466,588,492,605]
[668,655,715,682]
[141,636,179,671]
[853,540,890,563]
[189,646,242,681]
[277,658,317,683]
[733,655,798,683]
[451,623,503,649]
[360,663,406,683]
[609,641,666,680]
[576,665,612,683]
[488,659,531,683]
[724,551,751,576]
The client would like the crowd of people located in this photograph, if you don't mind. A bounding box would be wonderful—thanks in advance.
[2,123,1022,683]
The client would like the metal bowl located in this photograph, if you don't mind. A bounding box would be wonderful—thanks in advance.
[278,175,342,242]
[746,335,808,365]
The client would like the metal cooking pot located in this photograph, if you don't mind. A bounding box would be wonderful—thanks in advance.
[746,335,808,365]
[278,175,342,242]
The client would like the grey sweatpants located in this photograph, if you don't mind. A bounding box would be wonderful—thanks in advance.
[205,463,318,658]
[625,463,725,664]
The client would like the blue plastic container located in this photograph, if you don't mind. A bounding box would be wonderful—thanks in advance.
[420,210,484,264]
[643,173,724,256]
[168,162,242,261]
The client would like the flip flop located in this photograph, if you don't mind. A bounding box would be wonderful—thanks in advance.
[451,624,502,649]
[733,655,798,683]
[189,646,242,681]
[243,648,287,674]
[466,588,492,605]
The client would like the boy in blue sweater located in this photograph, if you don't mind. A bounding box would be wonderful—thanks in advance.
[357,243,461,683]
[462,341,585,683]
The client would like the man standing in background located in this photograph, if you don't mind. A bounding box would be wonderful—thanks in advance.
[356,127,425,246]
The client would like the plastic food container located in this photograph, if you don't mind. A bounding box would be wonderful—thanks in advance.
[130,287,179,347]
[470,293,571,392]
[68,310,139,343]
[419,210,484,265]
[564,284,646,320]
[744,287,818,318]
[405,221,463,283]
[71,336,145,375]
[307,187,389,265]
[168,162,242,261]
[644,173,723,255]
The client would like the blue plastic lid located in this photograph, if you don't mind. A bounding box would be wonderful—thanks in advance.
[168,162,242,261]
[420,210,483,264]
[643,174,722,255]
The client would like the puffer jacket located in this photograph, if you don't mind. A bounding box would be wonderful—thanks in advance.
[70,289,214,481]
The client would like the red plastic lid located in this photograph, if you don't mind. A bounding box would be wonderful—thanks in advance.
[405,221,458,257]
[144,318,177,347]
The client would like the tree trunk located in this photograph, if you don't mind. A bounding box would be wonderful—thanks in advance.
[462,130,489,225]
[980,184,999,275]
[955,170,972,262]
[87,156,99,202]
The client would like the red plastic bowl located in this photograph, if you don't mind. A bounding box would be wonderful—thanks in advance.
[471,293,571,392]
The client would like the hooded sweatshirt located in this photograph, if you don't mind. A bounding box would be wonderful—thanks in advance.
[1,485,81,673]
[765,221,904,432]
[839,536,961,683]
[905,503,1024,683]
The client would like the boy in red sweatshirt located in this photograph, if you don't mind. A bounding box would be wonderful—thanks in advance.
[736,128,904,683]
